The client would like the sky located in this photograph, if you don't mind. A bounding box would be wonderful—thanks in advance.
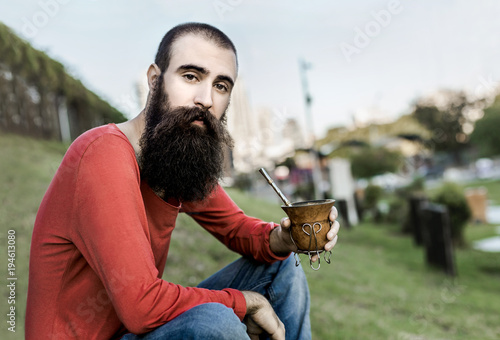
[1,0,500,139]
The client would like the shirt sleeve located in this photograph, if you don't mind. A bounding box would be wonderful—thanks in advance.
[181,185,291,264]
[69,134,246,334]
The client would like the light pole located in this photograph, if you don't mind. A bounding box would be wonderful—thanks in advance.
[299,58,323,200]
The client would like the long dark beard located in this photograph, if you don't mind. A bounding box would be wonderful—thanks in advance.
[138,76,234,202]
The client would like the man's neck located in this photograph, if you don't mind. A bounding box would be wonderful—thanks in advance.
[116,111,146,160]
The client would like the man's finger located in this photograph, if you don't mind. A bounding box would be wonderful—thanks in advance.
[280,217,291,229]
[329,206,338,221]
[269,320,286,340]
[325,235,339,252]
[245,316,263,335]
[327,220,340,240]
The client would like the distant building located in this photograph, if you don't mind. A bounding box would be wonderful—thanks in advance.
[226,78,259,173]
[226,79,304,174]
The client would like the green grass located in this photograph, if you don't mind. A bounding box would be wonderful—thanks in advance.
[1,133,500,339]
[0,133,68,338]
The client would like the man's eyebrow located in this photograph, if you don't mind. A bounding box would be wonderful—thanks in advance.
[215,75,234,89]
[177,64,234,89]
[177,64,208,75]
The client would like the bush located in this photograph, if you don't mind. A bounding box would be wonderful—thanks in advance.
[394,177,427,233]
[350,146,403,179]
[432,182,471,247]
[385,197,407,224]
[381,176,425,226]
[361,184,384,222]
[364,184,384,210]
[232,173,253,191]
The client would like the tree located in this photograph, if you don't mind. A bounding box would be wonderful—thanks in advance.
[411,90,482,164]
[470,96,500,157]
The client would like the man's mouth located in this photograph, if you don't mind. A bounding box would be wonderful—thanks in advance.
[191,115,206,127]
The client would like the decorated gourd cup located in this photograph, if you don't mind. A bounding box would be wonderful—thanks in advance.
[281,199,335,252]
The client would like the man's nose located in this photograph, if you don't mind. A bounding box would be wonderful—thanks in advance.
[194,84,213,111]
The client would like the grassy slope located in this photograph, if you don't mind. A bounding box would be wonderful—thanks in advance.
[0,133,68,337]
[1,133,500,339]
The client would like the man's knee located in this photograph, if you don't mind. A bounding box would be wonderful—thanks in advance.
[182,303,248,339]
[281,256,307,284]
[272,256,310,302]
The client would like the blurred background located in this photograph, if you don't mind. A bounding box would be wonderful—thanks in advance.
[1,1,500,339]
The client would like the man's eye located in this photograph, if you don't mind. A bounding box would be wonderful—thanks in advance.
[215,83,228,92]
[183,74,197,81]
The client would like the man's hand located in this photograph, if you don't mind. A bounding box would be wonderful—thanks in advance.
[241,291,285,340]
[270,206,340,261]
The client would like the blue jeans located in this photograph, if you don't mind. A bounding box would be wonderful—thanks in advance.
[121,256,311,340]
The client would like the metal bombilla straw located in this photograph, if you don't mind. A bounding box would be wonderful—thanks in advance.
[258,168,292,207]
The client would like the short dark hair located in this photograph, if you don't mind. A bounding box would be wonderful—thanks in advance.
[154,22,238,72]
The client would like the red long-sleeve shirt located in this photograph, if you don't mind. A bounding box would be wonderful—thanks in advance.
[26,124,288,339]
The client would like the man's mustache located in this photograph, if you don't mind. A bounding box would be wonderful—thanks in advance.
[185,107,211,124]
[153,106,214,133]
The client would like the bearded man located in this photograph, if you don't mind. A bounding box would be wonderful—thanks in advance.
[26,23,340,340]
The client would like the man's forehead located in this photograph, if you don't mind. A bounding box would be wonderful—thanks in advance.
[168,33,237,77]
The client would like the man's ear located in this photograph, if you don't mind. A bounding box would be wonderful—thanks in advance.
[146,64,162,90]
